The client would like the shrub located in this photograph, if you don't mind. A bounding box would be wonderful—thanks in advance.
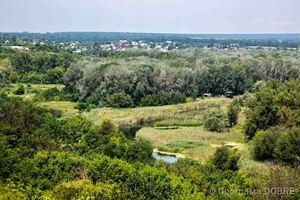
[0,137,20,179]
[40,87,61,100]
[88,155,134,183]
[105,93,134,108]
[14,84,25,95]
[186,97,195,103]
[227,98,242,127]
[15,151,85,190]
[74,102,91,112]
[244,79,300,139]
[124,166,176,199]
[273,128,300,167]
[60,116,93,144]
[139,92,186,107]
[125,139,153,163]
[124,165,204,199]
[51,180,120,200]
[205,108,227,132]
[205,117,225,132]
[98,117,119,136]
[211,146,240,171]
[253,127,300,166]
[252,128,280,161]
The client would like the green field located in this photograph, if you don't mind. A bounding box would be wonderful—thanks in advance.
[41,97,230,125]
[2,83,65,98]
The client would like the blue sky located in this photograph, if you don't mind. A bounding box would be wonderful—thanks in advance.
[0,0,299,33]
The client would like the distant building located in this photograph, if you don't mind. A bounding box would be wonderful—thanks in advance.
[119,43,129,49]
[203,93,212,97]
[155,45,162,49]
[73,49,82,54]
[225,91,234,98]
[10,46,29,51]
[119,40,128,44]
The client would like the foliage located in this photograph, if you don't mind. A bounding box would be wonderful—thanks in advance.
[0,94,257,199]
[125,139,153,163]
[51,180,120,200]
[211,146,241,171]
[88,155,134,183]
[244,79,300,139]
[14,151,85,190]
[253,127,300,167]
[105,92,134,108]
[14,84,25,95]
[186,97,195,103]
[252,129,281,161]
[98,117,119,136]
[204,108,227,132]
[273,128,300,166]
[74,102,93,112]
[33,87,78,102]
[0,48,76,84]
[248,79,300,166]
[227,98,242,127]
[139,92,186,107]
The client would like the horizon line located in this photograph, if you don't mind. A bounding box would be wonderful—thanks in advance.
[1,31,300,35]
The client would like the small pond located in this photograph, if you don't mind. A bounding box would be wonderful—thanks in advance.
[152,150,178,163]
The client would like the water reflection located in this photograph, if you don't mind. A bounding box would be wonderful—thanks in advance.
[152,151,178,163]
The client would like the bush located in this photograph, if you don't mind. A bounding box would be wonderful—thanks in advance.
[40,87,61,100]
[0,137,20,179]
[205,108,227,132]
[15,151,85,190]
[125,139,153,163]
[212,146,240,171]
[59,116,93,144]
[51,180,120,200]
[186,97,195,103]
[88,155,134,183]
[253,127,300,166]
[205,117,225,132]
[105,93,134,108]
[124,165,204,199]
[273,128,300,167]
[74,102,92,112]
[244,79,300,139]
[139,92,186,107]
[21,72,45,84]
[98,117,119,136]
[14,84,25,95]
[227,98,242,127]
[252,129,280,161]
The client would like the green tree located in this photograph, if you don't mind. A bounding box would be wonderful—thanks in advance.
[205,108,227,132]
[211,146,240,171]
[227,98,242,127]
[252,129,280,161]
[273,128,300,167]
[105,93,134,108]
[98,117,118,136]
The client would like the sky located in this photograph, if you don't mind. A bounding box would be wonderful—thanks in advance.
[0,0,299,34]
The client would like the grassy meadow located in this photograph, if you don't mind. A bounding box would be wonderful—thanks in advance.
[41,97,231,125]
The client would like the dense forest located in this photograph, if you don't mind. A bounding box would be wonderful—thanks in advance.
[0,34,300,199]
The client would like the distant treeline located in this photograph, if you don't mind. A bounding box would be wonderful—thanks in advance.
[1,32,300,48]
